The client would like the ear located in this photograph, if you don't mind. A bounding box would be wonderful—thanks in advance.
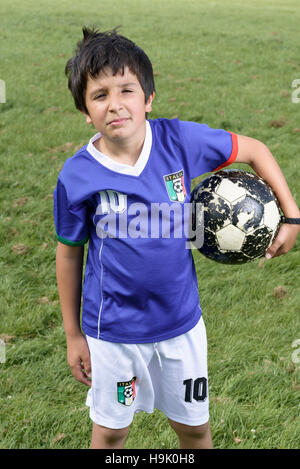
[80,110,93,125]
[145,92,155,113]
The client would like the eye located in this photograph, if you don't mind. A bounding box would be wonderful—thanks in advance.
[122,89,133,93]
[94,93,106,100]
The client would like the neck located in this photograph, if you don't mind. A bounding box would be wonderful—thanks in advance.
[97,122,146,166]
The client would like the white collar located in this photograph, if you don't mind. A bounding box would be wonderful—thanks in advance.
[87,120,152,176]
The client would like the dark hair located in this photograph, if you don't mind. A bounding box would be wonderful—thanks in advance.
[65,27,155,114]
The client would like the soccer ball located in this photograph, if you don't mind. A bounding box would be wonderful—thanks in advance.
[123,386,133,398]
[191,169,281,264]
[174,179,184,193]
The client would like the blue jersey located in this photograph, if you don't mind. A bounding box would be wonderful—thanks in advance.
[53,118,238,343]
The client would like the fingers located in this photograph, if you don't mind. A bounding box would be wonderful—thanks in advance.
[265,224,299,259]
[82,354,92,385]
[70,357,92,387]
[266,244,285,259]
[265,238,283,259]
[67,336,92,387]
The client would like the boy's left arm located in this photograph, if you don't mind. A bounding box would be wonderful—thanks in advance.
[235,135,300,259]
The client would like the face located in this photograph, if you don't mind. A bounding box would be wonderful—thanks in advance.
[83,67,154,146]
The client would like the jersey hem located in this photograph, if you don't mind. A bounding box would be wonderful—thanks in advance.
[56,234,89,246]
[82,306,202,344]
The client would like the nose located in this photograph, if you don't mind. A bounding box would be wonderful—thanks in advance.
[108,92,123,112]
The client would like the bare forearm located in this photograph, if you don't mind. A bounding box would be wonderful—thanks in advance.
[56,243,84,339]
[56,243,91,386]
[235,135,299,258]
[250,144,299,218]
[236,136,300,218]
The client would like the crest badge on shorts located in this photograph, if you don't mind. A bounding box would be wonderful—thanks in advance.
[117,377,136,406]
[163,169,187,203]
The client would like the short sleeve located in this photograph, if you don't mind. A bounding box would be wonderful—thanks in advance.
[179,121,238,178]
[53,178,89,246]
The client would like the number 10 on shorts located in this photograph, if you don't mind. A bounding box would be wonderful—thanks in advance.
[183,377,207,402]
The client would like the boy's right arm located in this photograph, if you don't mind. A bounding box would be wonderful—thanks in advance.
[56,242,91,386]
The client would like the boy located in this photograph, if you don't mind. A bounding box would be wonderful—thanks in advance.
[54,27,300,449]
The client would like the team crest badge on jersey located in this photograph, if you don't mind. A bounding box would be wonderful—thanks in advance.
[117,377,136,406]
[163,170,187,202]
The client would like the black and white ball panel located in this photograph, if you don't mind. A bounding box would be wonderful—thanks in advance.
[191,169,281,264]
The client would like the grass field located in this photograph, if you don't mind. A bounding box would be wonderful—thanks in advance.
[0,0,299,449]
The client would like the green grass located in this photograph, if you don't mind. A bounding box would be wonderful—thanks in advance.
[0,0,299,449]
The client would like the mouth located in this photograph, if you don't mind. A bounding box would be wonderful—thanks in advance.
[107,117,129,126]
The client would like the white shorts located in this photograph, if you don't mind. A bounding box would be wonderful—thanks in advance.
[86,316,209,429]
